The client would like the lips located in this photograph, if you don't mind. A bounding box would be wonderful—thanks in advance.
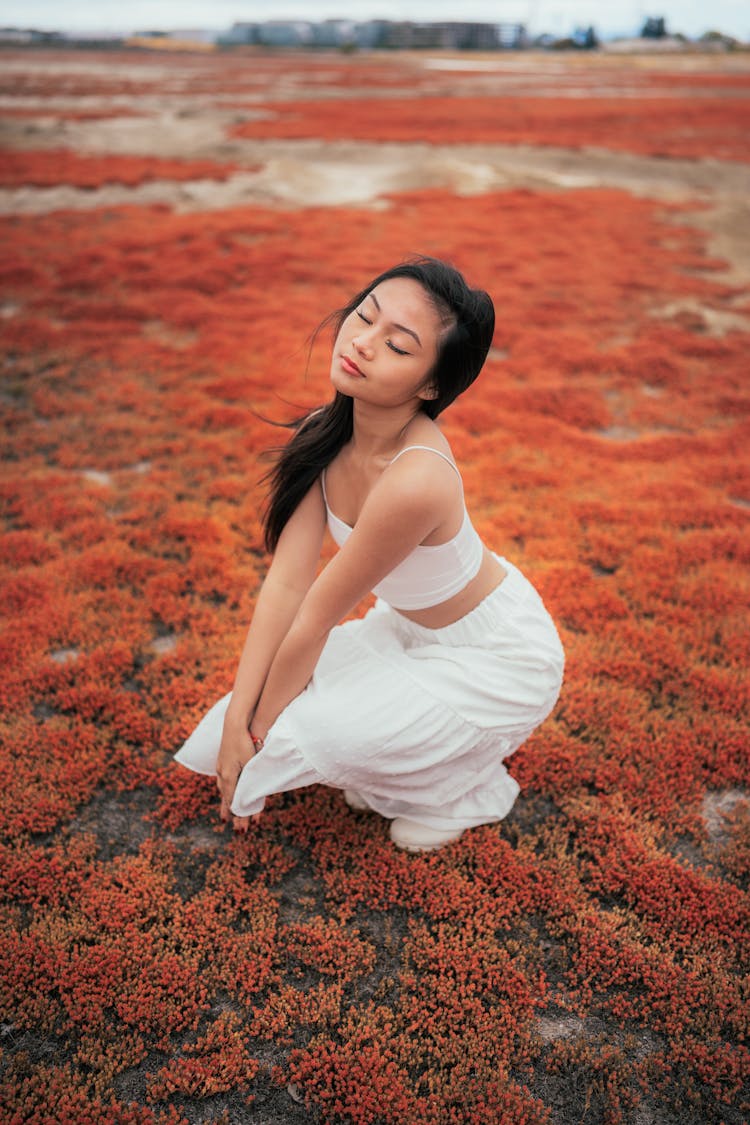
[341,354,364,376]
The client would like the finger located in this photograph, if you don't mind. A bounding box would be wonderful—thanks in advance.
[233,814,250,833]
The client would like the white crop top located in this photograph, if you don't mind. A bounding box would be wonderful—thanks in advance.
[321,445,484,611]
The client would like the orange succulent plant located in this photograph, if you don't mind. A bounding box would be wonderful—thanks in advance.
[1,47,749,1125]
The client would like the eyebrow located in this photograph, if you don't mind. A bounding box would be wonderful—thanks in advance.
[369,292,422,348]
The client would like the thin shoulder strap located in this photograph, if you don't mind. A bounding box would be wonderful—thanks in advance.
[320,469,329,507]
[389,444,461,479]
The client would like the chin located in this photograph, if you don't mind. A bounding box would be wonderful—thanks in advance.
[330,371,357,397]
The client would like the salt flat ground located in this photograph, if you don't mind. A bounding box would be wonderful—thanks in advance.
[1,47,749,288]
[1,45,749,1125]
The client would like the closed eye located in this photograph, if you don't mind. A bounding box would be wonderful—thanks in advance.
[356,308,410,355]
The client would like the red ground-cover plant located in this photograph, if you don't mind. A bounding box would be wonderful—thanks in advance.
[0,47,476,118]
[145,1011,260,1102]
[0,106,148,120]
[231,93,750,162]
[1,93,749,1123]
[0,150,243,188]
[4,47,749,138]
[7,47,750,99]
[0,69,165,100]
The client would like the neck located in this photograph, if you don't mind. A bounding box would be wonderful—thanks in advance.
[349,399,422,462]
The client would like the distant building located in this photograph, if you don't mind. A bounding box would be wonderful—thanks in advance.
[220,22,258,45]
[260,21,315,47]
[353,21,391,49]
[216,17,560,54]
[0,26,34,42]
[222,20,317,47]
[0,26,65,44]
[311,20,357,48]
[496,23,528,49]
[437,23,507,50]
[376,22,526,50]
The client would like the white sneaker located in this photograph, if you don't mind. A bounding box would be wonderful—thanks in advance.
[343,789,371,812]
[390,817,465,853]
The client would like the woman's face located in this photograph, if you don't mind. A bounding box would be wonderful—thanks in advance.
[330,277,445,410]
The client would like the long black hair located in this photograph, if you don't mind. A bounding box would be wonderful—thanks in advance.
[262,256,495,552]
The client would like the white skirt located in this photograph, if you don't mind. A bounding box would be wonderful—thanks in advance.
[174,556,564,831]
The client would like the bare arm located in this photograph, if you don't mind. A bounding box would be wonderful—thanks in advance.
[217,480,326,825]
[223,502,326,729]
[250,456,454,742]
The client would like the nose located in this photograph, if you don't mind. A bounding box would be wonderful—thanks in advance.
[352,330,374,358]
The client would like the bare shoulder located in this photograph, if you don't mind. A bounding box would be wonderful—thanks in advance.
[369,445,461,533]
[388,432,462,494]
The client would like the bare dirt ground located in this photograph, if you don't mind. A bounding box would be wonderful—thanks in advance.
[1,48,749,294]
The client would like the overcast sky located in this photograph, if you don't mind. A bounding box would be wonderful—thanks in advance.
[3,1,748,41]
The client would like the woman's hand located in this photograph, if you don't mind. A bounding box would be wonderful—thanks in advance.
[216,716,256,832]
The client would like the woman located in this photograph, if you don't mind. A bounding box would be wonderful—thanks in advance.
[175,257,564,852]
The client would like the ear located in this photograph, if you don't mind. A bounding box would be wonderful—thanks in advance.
[418,381,439,402]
